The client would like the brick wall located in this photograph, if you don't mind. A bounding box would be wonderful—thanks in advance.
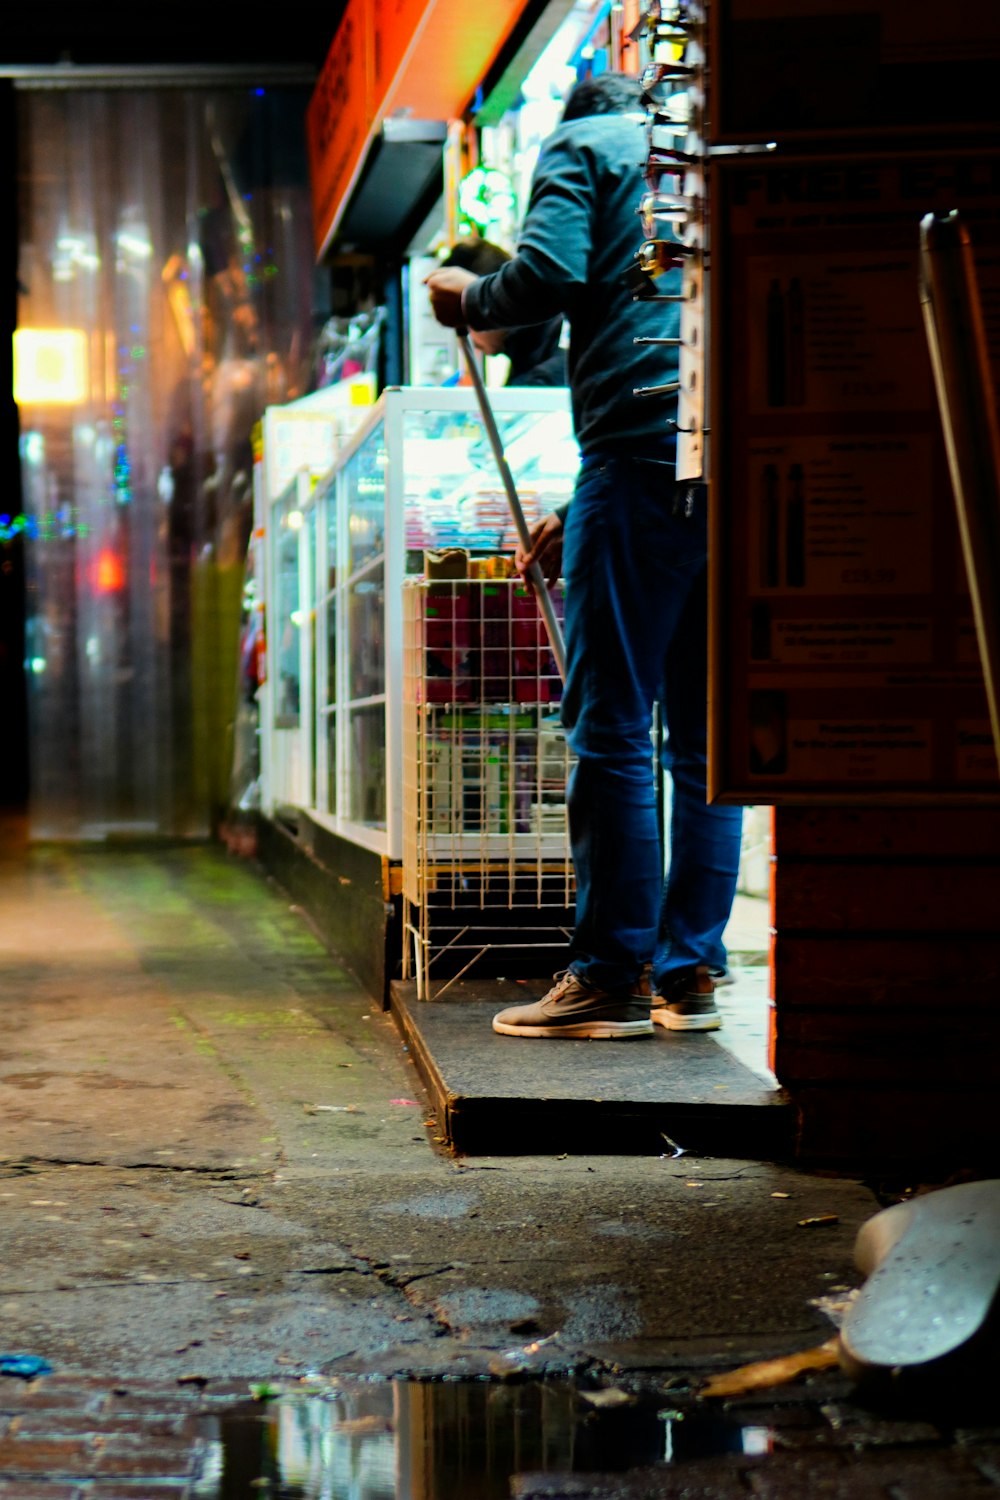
[771,806,1000,1172]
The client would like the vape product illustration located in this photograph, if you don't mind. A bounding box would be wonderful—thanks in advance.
[766,279,786,407]
[759,463,780,589]
[749,690,788,775]
[785,463,806,587]
[750,601,772,661]
[785,278,805,406]
[764,277,806,409]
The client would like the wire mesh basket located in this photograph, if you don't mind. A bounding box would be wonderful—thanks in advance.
[401,575,575,999]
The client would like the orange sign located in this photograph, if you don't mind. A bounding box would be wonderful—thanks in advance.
[308,0,530,257]
[306,0,373,260]
[372,0,431,102]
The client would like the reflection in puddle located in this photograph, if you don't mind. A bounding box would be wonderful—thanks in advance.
[194,1378,772,1497]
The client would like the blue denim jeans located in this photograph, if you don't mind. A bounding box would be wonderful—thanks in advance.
[560,448,744,992]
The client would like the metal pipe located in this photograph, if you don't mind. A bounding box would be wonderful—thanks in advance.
[919,210,1000,772]
[456,331,568,682]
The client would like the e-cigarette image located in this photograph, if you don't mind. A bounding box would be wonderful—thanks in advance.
[785,277,805,406]
[766,278,786,407]
[786,462,806,587]
[759,463,780,589]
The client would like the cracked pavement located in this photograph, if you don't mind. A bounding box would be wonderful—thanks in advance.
[0,841,877,1387]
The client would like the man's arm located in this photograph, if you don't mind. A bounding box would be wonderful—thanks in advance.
[428,128,595,334]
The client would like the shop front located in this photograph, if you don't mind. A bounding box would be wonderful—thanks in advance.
[257,381,579,1000]
[254,0,656,1004]
[249,0,798,1159]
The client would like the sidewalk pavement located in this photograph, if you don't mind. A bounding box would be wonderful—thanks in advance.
[0,831,991,1496]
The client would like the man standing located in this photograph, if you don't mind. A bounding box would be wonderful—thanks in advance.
[425,72,743,1040]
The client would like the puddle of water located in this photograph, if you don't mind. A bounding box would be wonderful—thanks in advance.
[193,1378,772,1498]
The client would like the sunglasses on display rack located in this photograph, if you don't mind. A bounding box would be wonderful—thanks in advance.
[633,378,682,397]
[646,18,691,38]
[643,149,701,190]
[647,121,701,153]
[629,6,691,46]
[643,0,701,31]
[644,67,701,110]
[637,192,696,238]
[637,238,696,276]
[641,61,697,90]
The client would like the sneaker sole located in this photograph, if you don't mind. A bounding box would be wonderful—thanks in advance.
[651,1007,722,1032]
[492,1018,654,1039]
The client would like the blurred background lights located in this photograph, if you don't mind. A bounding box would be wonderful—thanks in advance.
[13,329,88,406]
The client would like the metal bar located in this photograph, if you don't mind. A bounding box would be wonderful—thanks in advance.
[5,63,317,88]
[919,211,1000,773]
[456,331,567,682]
[426,947,490,1002]
[403,919,426,1001]
[424,924,472,971]
[633,381,681,397]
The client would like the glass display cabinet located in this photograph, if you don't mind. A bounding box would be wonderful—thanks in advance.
[262,384,577,859]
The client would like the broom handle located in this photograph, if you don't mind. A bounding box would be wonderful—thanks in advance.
[457,330,568,682]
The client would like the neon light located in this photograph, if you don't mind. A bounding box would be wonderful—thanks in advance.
[458,167,516,230]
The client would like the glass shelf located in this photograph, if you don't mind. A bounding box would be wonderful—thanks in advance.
[263,385,577,858]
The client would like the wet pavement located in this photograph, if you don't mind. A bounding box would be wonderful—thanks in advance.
[1,830,998,1496]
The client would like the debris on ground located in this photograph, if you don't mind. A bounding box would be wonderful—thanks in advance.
[0,1355,53,1379]
[698,1338,840,1398]
[579,1387,635,1409]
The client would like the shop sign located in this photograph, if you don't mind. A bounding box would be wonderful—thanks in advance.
[306,0,374,261]
[308,0,530,257]
[708,150,1000,803]
[371,0,433,103]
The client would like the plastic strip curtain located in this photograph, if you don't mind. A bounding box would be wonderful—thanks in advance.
[17,85,316,837]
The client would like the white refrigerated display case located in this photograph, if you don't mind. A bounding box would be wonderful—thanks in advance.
[262,384,577,860]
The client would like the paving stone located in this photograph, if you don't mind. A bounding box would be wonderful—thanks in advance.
[88,1446,197,1478]
[741,1451,853,1495]
[10,1411,116,1436]
[746,1448,994,1497]
[818,1401,943,1446]
[0,1485,80,1499]
[0,1435,95,1474]
[0,1380,108,1414]
[87,1488,189,1498]
[512,1459,751,1498]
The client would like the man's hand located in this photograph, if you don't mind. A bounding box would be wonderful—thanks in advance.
[470,327,508,356]
[516,511,564,589]
[424,267,478,329]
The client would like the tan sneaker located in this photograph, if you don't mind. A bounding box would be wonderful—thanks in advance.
[492,970,654,1039]
[650,964,721,1031]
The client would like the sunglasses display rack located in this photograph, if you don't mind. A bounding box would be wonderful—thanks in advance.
[400,577,576,1000]
[635,0,708,480]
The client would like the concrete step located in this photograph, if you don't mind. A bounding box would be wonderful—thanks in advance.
[390,977,792,1158]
